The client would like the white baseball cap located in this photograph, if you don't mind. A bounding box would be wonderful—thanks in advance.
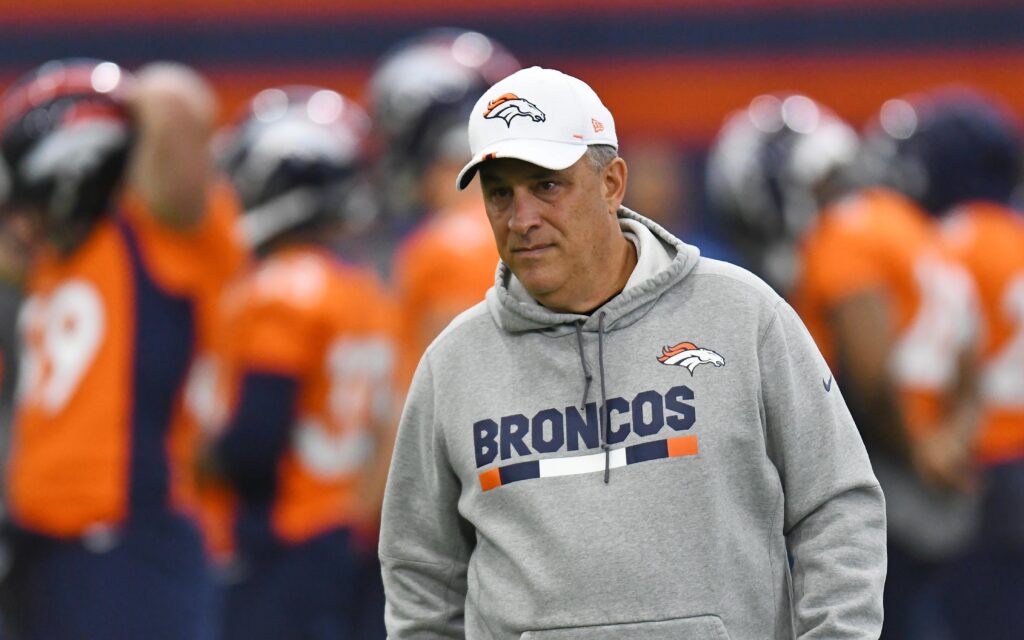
[456,66,617,190]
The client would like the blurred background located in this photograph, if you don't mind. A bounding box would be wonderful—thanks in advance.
[1,1,1023,639]
[4,0,1022,233]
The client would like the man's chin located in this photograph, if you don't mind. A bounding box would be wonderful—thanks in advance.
[515,275,570,307]
[511,269,553,295]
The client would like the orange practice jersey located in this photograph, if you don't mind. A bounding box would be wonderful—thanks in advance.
[202,246,397,548]
[791,188,976,435]
[941,203,1024,464]
[392,204,497,382]
[6,185,246,538]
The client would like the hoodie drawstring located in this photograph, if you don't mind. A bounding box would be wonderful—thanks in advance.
[574,321,593,409]
[573,315,612,484]
[597,312,610,483]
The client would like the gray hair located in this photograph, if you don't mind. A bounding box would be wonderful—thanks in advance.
[586,144,619,172]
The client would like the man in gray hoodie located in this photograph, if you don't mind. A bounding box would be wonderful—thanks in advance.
[379,66,886,640]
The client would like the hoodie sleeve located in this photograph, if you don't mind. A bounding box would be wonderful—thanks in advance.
[379,355,474,639]
[759,300,886,639]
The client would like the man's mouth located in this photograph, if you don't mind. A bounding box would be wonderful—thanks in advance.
[512,244,553,258]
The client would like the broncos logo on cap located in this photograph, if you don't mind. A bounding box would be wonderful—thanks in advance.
[657,342,725,375]
[483,93,546,127]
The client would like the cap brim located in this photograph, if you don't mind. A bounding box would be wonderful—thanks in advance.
[456,139,589,191]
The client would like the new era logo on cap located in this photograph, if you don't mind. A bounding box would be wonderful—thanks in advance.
[456,66,617,190]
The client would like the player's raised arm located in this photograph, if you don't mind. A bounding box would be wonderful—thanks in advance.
[126,62,217,229]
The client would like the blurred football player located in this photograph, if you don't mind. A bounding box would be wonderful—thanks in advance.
[622,138,740,265]
[707,94,861,295]
[369,28,519,379]
[0,59,244,640]
[0,155,35,640]
[0,201,34,472]
[875,88,1024,640]
[199,86,398,640]
[709,93,982,639]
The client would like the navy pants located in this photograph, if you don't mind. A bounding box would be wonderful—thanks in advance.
[352,541,387,639]
[879,537,947,640]
[2,514,216,640]
[925,460,1024,640]
[221,527,367,640]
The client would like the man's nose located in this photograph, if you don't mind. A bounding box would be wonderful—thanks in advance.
[508,189,542,235]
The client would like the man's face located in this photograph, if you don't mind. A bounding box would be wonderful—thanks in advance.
[479,155,624,312]
[1,201,95,259]
[0,205,43,279]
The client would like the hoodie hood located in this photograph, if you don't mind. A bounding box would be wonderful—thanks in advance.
[486,207,700,336]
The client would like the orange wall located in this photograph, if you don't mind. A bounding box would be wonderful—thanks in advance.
[193,49,1024,143]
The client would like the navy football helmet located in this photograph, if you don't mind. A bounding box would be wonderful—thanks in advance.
[370,28,519,161]
[368,28,519,218]
[219,86,375,252]
[706,93,859,292]
[860,87,1022,216]
[0,59,135,254]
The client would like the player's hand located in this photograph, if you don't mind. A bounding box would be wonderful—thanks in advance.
[910,429,977,494]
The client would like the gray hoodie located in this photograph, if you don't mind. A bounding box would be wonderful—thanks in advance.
[379,208,886,639]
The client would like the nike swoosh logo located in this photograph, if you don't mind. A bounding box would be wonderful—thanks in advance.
[823,375,833,392]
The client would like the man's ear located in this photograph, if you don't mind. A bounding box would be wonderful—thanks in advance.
[603,157,628,215]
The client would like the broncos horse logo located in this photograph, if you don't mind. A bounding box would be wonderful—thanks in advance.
[657,342,725,375]
[483,93,546,127]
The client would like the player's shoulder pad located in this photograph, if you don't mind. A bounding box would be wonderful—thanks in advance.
[248,251,331,309]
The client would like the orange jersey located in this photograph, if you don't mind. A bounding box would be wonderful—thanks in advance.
[940,203,1024,464]
[202,246,398,548]
[392,204,497,382]
[791,188,976,434]
[121,182,249,518]
[5,185,246,538]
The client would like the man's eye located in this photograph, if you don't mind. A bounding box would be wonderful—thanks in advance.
[488,188,511,201]
[539,181,558,192]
